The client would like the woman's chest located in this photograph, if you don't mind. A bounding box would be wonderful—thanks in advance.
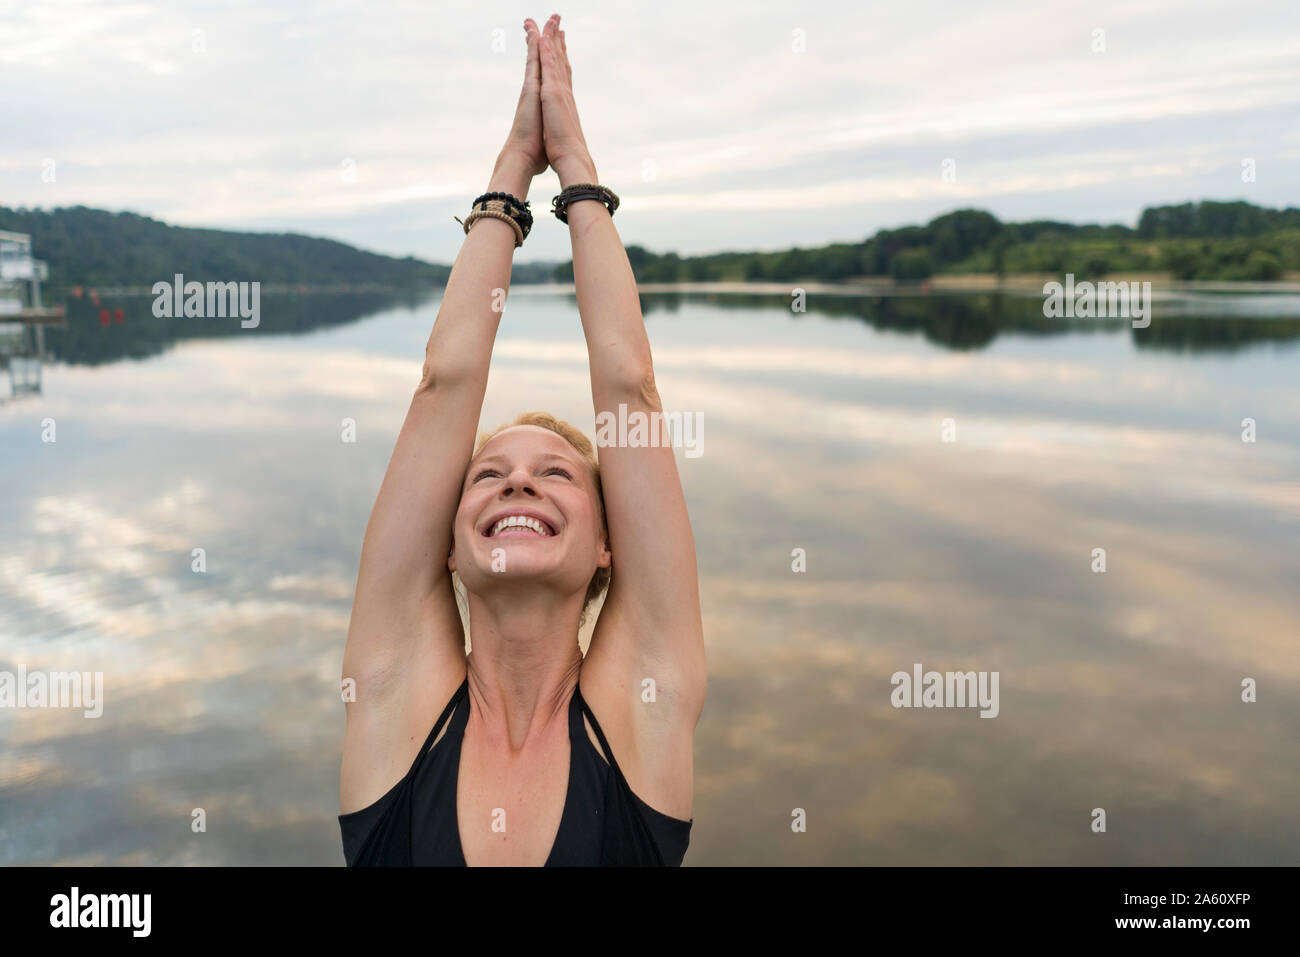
[455,720,574,866]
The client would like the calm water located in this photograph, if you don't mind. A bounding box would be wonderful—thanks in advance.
[1,286,1298,865]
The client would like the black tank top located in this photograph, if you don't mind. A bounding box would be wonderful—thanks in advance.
[338,677,692,866]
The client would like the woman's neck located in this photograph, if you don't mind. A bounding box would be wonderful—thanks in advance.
[462,588,585,752]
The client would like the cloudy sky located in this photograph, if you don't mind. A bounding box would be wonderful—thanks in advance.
[3,0,1298,265]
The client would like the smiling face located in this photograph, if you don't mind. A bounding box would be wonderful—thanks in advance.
[449,424,610,607]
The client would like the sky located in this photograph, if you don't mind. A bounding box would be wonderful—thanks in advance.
[2,0,1299,266]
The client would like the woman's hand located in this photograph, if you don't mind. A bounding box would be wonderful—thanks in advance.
[499,19,549,179]
[538,14,598,186]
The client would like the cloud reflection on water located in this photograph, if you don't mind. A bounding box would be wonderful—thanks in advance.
[0,295,1297,864]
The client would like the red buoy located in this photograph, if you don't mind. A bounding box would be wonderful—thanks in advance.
[98,308,110,326]
[114,307,125,324]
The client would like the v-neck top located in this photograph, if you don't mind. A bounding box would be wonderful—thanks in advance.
[339,677,692,866]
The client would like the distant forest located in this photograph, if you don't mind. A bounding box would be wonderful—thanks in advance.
[0,205,448,292]
[3,199,1297,293]
[554,200,1300,284]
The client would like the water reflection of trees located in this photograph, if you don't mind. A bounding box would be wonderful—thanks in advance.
[637,290,1300,353]
[40,286,1300,365]
[46,288,435,366]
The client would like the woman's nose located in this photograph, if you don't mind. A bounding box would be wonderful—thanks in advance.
[502,468,538,496]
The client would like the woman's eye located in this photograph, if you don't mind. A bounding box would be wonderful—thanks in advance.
[472,469,502,482]
[545,467,572,479]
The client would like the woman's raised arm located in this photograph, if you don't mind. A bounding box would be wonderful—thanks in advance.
[340,23,547,813]
[539,16,705,820]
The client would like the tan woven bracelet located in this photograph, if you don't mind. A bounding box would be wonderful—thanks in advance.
[458,208,525,247]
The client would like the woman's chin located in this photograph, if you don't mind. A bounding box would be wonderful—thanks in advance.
[464,555,561,586]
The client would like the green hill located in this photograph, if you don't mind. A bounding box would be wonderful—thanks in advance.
[0,205,451,292]
[7,199,1298,293]
[552,200,1300,283]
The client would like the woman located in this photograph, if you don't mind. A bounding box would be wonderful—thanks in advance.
[338,14,706,866]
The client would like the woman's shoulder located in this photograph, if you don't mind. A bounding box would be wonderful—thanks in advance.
[575,661,696,824]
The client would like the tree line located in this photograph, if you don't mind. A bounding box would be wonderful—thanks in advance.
[0,205,450,292]
[5,199,1296,293]
[553,200,1300,283]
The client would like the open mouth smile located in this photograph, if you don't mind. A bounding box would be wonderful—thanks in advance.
[483,513,557,538]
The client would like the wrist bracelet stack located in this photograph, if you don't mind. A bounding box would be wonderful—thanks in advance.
[551,183,619,224]
[454,191,534,247]
[453,182,620,244]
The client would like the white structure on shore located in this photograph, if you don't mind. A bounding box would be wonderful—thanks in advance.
[0,230,50,315]
[0,231,52,399]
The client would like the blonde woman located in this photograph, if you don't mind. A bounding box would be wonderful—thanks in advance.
[338,14,706,865]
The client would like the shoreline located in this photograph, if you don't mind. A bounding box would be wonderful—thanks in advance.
[33,276,1300,301]
[553,276,1300,297]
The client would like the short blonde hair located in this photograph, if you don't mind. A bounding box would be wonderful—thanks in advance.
[472,411,611,618]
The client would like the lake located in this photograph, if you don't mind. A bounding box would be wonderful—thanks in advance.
[1,285,1298,864]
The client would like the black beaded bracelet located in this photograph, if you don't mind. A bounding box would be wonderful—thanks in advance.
[456,191,533,243]
[472,191,534,230]
[551,183,619,224]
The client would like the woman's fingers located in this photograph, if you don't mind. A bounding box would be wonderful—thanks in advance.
[523,19,540,88]
[540,22,571,90]
[559,29,572,81]
[541,12,559,55]
[538,25,555,85]
[546,15,565,76]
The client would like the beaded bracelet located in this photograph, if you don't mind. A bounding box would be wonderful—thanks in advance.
[474,191,534,233]
[551,183,620,224]
[454,191,533,246]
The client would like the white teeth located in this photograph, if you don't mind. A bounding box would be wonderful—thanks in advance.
[489,515,550,537]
